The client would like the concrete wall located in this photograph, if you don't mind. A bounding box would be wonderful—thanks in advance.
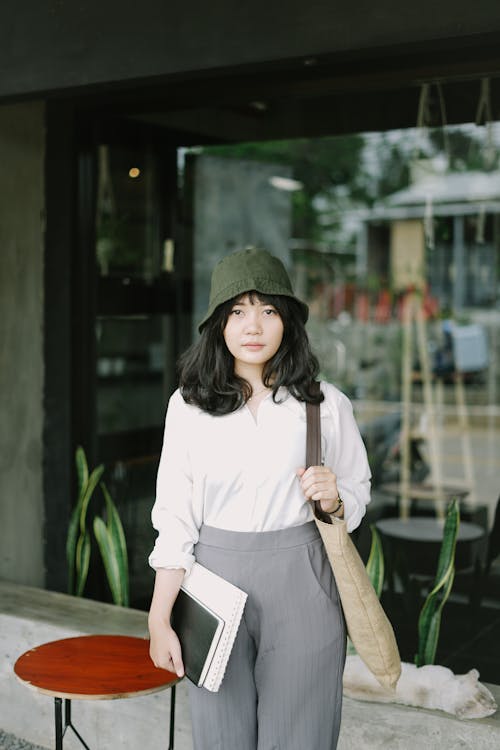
[0,101,45,586]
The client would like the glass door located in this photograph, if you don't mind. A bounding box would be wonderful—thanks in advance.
[78,119,190,607]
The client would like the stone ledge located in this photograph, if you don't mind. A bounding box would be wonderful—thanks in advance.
[1,580,499,750]
[340,687,500,750]
[0,580,148,637]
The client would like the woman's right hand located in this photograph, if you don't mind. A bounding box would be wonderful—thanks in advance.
[149,619,185,677]
[148,567,186,678]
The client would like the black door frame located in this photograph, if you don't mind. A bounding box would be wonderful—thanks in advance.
[43,106,191,592]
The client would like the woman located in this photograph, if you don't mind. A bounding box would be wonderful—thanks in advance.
[148,247,371,750]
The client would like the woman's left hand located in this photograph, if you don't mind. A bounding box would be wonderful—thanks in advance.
[296,466,344,516]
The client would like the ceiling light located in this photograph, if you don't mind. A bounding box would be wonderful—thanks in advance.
[249,101,268,112]
[269,176,303,192]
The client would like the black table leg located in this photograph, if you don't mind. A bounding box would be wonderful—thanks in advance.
[53,698,91,749]
[168,684,176,750]
[52,686,176,749]
[54,697,63,750]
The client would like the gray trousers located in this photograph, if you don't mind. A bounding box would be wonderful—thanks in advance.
[188,521,346,750]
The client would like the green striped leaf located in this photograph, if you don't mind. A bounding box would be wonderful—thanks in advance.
[415,499,460,666]
[79,464,105,534]
[75,530,91,597]
[101,483,129,606]
[66,501,81,594]
[75,446,89,498]
[67,447,103,595]
[366,525,385,599]
[93,484,129,607]
[419,568,455,665]
[93,516,123,605]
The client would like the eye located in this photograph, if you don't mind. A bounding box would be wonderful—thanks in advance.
[231,308,243,316]
[263,307,277,315]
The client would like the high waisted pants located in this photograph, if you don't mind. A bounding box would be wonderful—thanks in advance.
[187,521,346,750]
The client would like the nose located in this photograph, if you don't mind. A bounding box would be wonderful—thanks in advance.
[244,309,262,334]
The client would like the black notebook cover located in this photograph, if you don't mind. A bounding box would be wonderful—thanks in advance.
[171,588,223,685]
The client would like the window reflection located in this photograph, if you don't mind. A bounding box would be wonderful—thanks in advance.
[95,143,162,280]
[183,126,500,675]
[96,315,174,435]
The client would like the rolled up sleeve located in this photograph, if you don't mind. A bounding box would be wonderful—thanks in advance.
[322,383,371,533]
[148,390,200,573]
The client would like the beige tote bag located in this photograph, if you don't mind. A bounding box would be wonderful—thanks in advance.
[306,399,401,691]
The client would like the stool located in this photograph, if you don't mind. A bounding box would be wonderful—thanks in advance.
[14,634,180,750]
[375,517,486,609]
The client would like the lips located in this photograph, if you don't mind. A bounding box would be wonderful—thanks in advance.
[243,343,265,350]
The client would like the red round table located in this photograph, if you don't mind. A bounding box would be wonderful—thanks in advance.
[14,634,180,750]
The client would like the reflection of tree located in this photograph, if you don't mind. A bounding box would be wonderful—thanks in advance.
[206,137,367,241]
[428,128,494,172]
[202,125,498,403]
[204,125,494,250]
[95,144,156,279]
[370,137,410,200]
[95,146,140,276]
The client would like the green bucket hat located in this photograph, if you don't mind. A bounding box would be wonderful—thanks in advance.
[198,247,309,331]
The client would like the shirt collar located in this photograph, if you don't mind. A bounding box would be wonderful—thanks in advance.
[272,386,306,419]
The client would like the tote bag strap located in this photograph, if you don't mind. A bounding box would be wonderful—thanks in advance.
[306,395,333,525]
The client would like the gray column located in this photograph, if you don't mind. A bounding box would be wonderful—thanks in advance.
[0,102,45,586]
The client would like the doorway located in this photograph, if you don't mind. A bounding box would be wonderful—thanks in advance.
[76,118,190,606]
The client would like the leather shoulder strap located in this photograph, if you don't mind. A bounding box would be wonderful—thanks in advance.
[306,395,333,524]
[306,401,321,467]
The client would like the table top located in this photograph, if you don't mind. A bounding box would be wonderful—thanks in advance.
[14,634,179,700]
[376,517,485,543]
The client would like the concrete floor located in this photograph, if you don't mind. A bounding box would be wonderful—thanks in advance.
[0,729,49,749]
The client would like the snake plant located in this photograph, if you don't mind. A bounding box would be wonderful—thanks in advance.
[67,446,129,606]
[349,508,459,668]
[415,499,460,667]
[66,447,104,596]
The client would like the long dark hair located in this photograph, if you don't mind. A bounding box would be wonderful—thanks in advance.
[179,291,323,415]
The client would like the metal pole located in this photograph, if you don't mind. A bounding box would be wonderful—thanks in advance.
[168,684,176,750]
[54,698,63,750]
[400,292,414,518]
[64,699,71,731]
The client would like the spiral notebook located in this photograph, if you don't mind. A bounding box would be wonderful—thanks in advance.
[171,562,247,692]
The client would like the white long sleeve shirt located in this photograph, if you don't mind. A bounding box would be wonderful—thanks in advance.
[149,381,371,573]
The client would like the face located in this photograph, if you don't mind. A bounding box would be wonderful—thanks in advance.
[223,294,284,376]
